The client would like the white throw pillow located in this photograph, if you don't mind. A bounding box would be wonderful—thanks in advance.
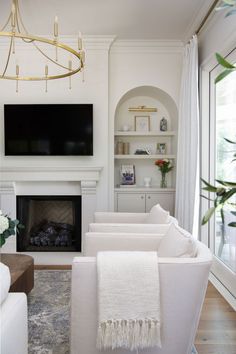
[145,204,170,224]
[0,262,11,305]
[158,223,197,257]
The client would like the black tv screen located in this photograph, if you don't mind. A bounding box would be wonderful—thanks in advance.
[4,104,93,156]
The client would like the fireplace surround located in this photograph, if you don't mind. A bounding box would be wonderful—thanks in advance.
[0,165,102,264]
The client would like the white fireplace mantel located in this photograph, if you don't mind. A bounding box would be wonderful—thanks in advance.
[0,166,103,182]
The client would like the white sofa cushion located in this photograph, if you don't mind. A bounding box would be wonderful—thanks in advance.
[84,232,164,256]
[89,223,171,234]
[145,204,170,224]
[158,223,197,258]
[0,262,11,305]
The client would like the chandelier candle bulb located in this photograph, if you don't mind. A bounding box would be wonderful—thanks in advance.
[11,4,16,27]
[78,32,82,50]
[54,16,59,37]
[16,64,19,76]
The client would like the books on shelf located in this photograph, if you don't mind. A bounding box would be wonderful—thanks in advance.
[120,165,135,186]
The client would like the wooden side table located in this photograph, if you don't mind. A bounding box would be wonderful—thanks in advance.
[1,253,34,294]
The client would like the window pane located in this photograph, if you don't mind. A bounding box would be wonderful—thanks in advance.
[215,69,236,272]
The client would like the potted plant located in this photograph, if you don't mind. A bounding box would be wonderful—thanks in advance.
[0,210,24,247]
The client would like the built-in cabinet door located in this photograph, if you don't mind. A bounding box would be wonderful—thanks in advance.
[116,191,175,214]
[117,193,145,212]
[146,193,175,215]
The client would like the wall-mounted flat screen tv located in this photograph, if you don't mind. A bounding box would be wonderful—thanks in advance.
[4,104,93,156]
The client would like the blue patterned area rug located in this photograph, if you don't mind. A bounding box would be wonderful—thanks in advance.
[28,270,198,354]
[28,270,71,354]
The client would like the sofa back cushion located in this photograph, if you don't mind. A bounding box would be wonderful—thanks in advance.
[158,223,197,257]
[0,262,11,305]
[145,204,170,224]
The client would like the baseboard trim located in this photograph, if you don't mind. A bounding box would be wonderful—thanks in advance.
[34,265,72,270]
[209,272,236,310]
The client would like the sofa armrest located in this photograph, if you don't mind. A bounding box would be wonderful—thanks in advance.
[89,223,171,234]
[94,212,148,223]
[84,232,163,256]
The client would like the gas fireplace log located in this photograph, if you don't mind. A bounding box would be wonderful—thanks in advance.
[29,220,74,247]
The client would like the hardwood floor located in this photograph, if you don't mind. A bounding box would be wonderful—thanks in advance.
[195,282,236,354]
[34,265,72,270]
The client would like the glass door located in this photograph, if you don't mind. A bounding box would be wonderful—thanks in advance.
[209,50,236,298]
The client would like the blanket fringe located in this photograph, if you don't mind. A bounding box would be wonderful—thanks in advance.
[97,319,161,350]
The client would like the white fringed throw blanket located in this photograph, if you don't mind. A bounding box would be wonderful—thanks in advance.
[96,251,161,350]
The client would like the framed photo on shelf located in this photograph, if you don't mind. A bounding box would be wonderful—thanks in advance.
[135,116,150,132]
[120,164,135,185]
[157,143,166,154]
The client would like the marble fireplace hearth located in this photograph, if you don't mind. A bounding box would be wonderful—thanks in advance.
[0,166,102,265]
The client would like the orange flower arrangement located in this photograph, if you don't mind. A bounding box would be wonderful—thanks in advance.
[155,159,173,174]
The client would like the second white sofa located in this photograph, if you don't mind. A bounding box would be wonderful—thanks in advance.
[71,240,212,354]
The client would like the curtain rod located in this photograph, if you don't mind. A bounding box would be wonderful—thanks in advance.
[196,0,220,35]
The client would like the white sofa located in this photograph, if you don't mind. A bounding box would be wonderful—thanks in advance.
[93,211,178,225]
[70,240,212,354]
[0,263,28,354]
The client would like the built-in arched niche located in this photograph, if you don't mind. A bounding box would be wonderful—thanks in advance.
[114,86,178,132]
[113,86,178,213]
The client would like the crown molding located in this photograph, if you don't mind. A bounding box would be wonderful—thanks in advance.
[0,35,182,53]
[0,35,116,51]
[83,35,116,50]
[110,39,184,54]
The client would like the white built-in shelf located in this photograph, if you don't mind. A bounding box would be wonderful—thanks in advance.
[115,154,176,159]
[115,131,176,137]
[115,187,176,192]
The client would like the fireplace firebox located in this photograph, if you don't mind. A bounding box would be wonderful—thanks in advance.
[17,196,81,252]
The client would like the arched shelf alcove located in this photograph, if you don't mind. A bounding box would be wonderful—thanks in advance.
[113,85,178,214]
[114,86,178,132]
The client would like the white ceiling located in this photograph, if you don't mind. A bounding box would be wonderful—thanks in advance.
[1,0,214,41]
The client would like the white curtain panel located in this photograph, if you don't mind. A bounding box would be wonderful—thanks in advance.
[175,35,199,235]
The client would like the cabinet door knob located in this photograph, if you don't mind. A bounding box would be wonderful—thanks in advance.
[141,196,144,199]
[148,196,151,199]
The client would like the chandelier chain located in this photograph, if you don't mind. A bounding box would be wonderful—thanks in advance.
[2,36,13,77]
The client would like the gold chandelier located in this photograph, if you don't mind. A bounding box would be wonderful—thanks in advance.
[0,0,85,92]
